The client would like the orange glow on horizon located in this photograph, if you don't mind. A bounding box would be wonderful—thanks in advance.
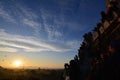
[0,57,63,69]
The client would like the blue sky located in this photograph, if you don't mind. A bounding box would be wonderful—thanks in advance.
[0,0,106,69]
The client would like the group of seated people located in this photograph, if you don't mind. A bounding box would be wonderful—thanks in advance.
[62,1,120,80]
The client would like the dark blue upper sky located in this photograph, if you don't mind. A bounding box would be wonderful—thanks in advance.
[0,0,106,68]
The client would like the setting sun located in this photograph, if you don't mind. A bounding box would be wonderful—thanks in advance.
[13,60,22,67]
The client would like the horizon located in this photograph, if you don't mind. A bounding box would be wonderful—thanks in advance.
[0,65,64,70]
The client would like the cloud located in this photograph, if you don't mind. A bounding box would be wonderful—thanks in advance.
[0,0,83,41]
[17,4,38,20]
[0,47,18,52]
[23,19,39,27]
[39,0,85,41]
[67,40,81,49]
[0,0,82,53]
[0,29,73,53]
[44,25,62,41]
[23,18,41,36]
[0,1,41,36]
[0,40,50,52]
[39,8,62,41]
[0,5,15,23]
[15,3,41,36]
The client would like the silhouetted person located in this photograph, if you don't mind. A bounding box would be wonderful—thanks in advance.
[110,1,120,16]
[101,41,120,80]
[74,55,79,62]
[63,63,70,80]
[107,1,120,21]
[101,11,107,23]
[69,60,79,80]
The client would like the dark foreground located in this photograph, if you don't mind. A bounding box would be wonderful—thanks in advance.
[0,67,63,80]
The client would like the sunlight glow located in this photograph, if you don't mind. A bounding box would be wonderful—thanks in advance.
[13,60,22,67]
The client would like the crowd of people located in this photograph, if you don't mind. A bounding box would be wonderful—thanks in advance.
[63,0,120,80]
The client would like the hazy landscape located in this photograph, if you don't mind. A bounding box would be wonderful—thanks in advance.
[0,66,63,80]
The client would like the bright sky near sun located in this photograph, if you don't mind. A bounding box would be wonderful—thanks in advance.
[0,0,106,69]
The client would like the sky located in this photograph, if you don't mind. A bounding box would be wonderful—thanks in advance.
[0,0,106,69]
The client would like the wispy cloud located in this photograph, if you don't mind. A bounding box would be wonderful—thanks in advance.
[23,19,39,27]
[0,29,73,53]
[44,25,62,41]
[39,8,63,41]
[0,1,41,36]
[23,18,41,36]
[39,0,84,41]
[0,0,83,41]
[15,3,41,36]
[0,40,49,52]
[67,40,80,48]
[0,47,18,52]
[0,0,82,52]
[0,4,15,23]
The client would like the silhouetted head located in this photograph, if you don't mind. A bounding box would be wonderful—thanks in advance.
[110,1,118,6]
[108,41,120,54]
[101,11,106,16]
[69,60,76,68]
[64,63,69,69]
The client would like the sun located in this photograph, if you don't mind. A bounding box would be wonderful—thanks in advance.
[13,60,22,67]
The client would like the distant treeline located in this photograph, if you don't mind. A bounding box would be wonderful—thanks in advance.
[0,66,63,80]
